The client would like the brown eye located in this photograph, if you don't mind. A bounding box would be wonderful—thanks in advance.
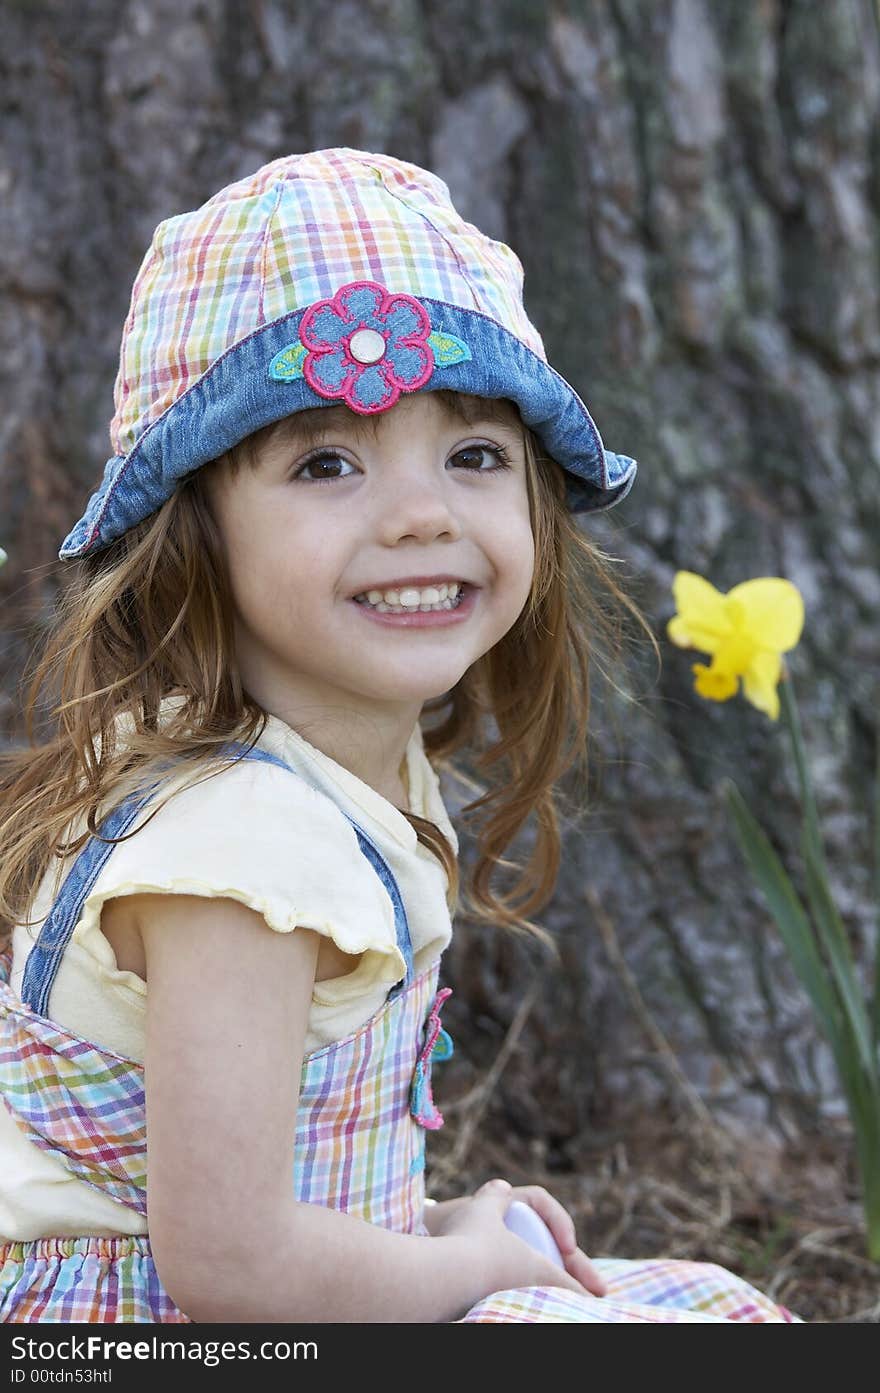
[293,451,357,482]
[450,444,512,471]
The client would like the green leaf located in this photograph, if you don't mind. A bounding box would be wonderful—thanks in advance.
[428,330,472,366]
[873,726,880,1052]
[725,781,876,1146]
[268,342,307,382]
[724,781,841,1046]
[779,679,825,861]
[802,835,876,1080]
[780,677,878,1077]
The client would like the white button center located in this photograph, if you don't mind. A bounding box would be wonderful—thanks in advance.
[349,328,387,364]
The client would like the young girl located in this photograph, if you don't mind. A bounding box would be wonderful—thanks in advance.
[0,149,798,1323]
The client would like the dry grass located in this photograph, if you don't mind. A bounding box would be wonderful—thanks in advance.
[426,978,880,1324]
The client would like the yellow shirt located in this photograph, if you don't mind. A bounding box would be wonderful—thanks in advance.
[0,698,457,1241]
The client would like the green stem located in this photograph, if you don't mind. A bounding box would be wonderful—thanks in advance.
[802,838,876,1078]
[873,724,880,1054]
[780,672,874,1076]
[849,1069,880,1262]
[779,674,824,866]
[866,1160,880,1262]
[725,780,839,1044]
[779,669,880,1257]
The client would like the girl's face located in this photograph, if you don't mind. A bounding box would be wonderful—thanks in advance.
[203,392,535,728]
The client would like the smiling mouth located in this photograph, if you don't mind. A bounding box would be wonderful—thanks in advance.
[353,583,469,614]
[350,582,477,627]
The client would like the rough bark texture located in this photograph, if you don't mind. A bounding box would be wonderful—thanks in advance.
[2,0,879,1172]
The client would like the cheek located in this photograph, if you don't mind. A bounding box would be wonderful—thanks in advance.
[222,534,286,631]
[504,512,536,593]
[500,508,536,623]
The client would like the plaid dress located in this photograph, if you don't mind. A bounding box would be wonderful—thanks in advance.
[0,743,799,1322]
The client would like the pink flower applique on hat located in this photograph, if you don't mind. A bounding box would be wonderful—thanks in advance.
[269,279,471,414]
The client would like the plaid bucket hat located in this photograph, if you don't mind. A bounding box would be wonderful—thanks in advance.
[58,147,638,560]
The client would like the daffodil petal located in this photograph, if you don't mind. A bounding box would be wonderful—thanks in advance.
[671,572,733,653]
[742,650,782,720]
[726,578,804,652]
[712,635,755,676]
[667,615,695,648]
[692,662,738,702]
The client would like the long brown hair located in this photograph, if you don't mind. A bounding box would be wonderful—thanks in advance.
[0,390,657,957]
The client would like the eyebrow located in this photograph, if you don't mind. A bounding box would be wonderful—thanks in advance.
[267,397,524,454]
[280,409,384,447]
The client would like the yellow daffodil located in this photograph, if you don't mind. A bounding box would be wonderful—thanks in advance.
[665,570,880,1259]
[667,572,804,720]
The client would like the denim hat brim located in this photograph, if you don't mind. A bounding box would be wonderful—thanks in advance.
[58,296,636,560]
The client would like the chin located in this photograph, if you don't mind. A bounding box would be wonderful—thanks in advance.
[366,671,469,705]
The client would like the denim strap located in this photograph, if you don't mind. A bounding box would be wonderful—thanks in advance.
[20,741,414,1016]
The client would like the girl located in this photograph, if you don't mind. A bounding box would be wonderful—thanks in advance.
[0,149,798,1323]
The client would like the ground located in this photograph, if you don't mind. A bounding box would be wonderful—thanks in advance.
[426,1094,879,1323]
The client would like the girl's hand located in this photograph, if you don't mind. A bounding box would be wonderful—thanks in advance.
[421,1195,470,1236]
[425,1179,607,1301]
[503,1182,607,1297]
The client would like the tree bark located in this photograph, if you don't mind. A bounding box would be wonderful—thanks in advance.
[2,0,878,1161]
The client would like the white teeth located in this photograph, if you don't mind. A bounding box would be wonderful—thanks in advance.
[354,581,467,614]
[357,582,463,607]
[400,586,441,607]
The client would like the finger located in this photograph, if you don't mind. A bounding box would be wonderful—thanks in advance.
[475,1177,513,1212]
[556,1267,602,1300]
[566,1246,607,1297]
[510,1186,578,1255]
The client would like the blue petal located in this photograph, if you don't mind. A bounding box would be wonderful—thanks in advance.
[309,348,352,392]
[350,364,395,409]
[304,303,351,349]
[384,301,425,338]
[386,341,430,386]
[338,283,384,326]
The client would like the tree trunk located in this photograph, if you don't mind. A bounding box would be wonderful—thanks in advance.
[2,0,878,1168]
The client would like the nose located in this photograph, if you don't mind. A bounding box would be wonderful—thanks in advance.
[374,460,464,546]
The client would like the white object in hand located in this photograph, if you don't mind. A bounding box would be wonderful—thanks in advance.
[503,1199,565,1268]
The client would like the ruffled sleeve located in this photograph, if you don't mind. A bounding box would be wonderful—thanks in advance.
[65,756,405,1002]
